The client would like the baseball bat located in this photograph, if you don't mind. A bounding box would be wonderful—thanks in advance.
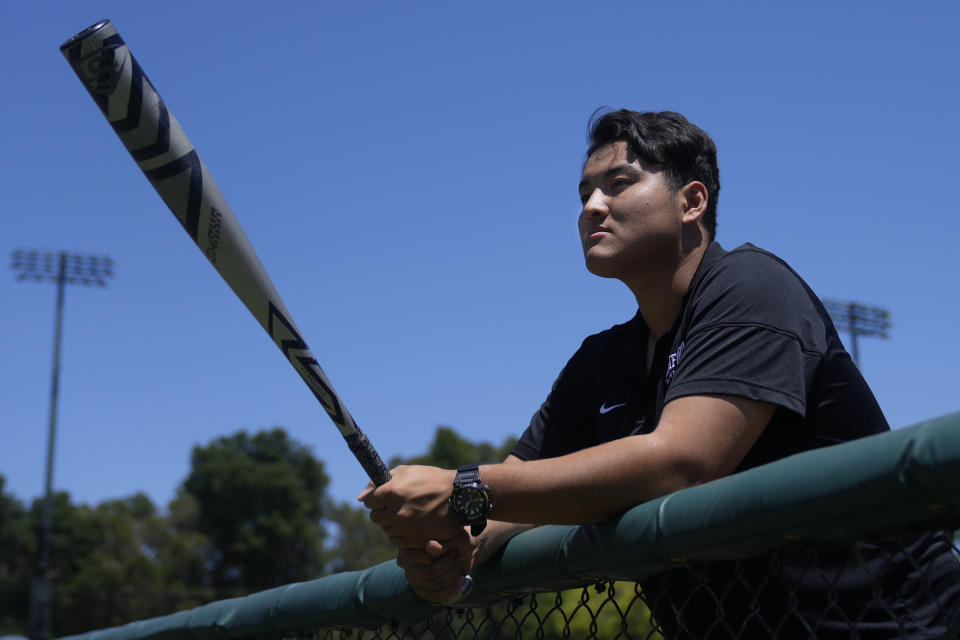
[59,19,392,487]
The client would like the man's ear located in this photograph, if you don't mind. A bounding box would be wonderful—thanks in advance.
[680,181,708,224]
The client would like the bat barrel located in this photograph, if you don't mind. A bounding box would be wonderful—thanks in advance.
[60,19,114,52]
[60,19,393,487]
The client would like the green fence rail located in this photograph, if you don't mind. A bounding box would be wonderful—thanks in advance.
[56,412,960,639]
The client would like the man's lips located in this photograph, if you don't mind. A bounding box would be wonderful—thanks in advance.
[585,227,610,242]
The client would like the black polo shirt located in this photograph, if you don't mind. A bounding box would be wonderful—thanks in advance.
[514,241,890,467]
[512,242,960,638]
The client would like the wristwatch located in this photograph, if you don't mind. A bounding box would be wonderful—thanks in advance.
[449,464,493,536]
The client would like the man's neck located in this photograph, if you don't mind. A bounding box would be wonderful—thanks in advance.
[628,242,708,338]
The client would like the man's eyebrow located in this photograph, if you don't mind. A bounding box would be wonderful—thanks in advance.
[578,164,639,192]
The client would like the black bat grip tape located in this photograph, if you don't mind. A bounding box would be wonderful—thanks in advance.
[344,429,392,486]
[346,428,474,603]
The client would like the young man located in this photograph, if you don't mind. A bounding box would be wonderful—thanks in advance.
[360,110,960,637]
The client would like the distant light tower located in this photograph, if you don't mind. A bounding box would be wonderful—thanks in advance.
[822,299,891,368]
[11,249,114,640]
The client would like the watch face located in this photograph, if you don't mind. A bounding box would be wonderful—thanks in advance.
[452,486,488,521]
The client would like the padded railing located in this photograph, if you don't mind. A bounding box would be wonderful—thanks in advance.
[56,412,960,639]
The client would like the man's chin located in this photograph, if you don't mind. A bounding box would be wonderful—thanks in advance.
[584,257,625,280]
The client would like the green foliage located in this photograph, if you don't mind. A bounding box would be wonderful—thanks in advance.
[323,499,395,574]
[0,427,331,636]
[390,426,517,469]
[156,491,213,603]
[182,428,330,595]
[0,477,32,635]
[0,424,522,635]
[49,494,166,634]
[522,582,660,639]
[8,488,207,637]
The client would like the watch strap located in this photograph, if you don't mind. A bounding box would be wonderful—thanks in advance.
[454,464,481,485]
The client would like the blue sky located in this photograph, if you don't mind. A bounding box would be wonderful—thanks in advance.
[2,1,958,511]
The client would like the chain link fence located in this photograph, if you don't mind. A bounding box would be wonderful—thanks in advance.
[296,524,959,640]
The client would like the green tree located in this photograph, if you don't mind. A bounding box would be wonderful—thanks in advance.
[152,491,214,609]
[0,476,33,635]
[8,489,180,637]
[182,428,330,596]
[323,499,396,574]
[3,429,332,635]
[28,490,99,636]
[51,493,169,634]
[2,426,523,635]
[391,426,517,469]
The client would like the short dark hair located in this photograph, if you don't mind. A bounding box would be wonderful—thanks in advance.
[587,109,720,240]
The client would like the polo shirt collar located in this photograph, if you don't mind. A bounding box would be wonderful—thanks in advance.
[622,241,728,377]
[629,240,727,332]
[684,241,727,304]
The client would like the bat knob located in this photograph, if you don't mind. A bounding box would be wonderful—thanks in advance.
[440,574,473,606]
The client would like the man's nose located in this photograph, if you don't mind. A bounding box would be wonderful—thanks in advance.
[581,188,608,218]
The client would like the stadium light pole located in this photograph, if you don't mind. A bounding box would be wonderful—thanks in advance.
[11,249,114,640]
[822,299,891,368]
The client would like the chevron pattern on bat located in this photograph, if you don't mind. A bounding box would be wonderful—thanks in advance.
[266,301,355,432]
[63,28,202,240]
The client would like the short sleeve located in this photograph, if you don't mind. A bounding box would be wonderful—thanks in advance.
[663,248,827,416]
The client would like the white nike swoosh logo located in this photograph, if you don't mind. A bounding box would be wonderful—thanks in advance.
[599,402,627,414]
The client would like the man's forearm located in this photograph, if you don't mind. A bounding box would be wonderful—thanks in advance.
[481,395,774,525]
[363,396,772,545]
[482,434,691,525]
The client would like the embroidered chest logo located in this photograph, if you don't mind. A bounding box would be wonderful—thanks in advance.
[599,402,627,414]
[664,341,685,385]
